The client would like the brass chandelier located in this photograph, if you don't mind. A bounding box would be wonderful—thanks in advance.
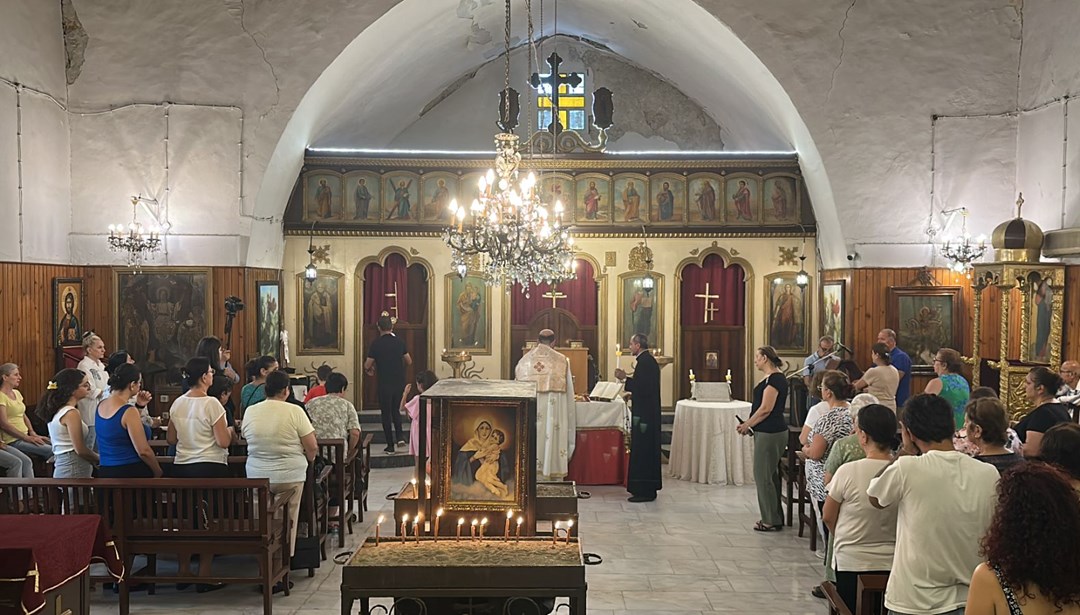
[442,0,575,289]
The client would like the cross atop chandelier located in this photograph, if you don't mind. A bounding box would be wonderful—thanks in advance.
[108,195,163,270]
[442,0,576,290]
[939,207,987,275]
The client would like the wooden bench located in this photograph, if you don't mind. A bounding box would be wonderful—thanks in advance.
[318,438,357,548]
[795,451,818,551]
[779,425,806,527]
[822,573,888,615]
[0,478,291,615]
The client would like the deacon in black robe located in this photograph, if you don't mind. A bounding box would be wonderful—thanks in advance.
[617,340,662,502]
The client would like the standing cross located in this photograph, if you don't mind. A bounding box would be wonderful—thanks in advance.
[529,52,582,135]
[542,288,568,309]
[1016,192,1025,218]
[695,282,720,324]
[384,281,399,322]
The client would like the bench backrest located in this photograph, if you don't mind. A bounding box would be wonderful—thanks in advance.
[0,478,275,539]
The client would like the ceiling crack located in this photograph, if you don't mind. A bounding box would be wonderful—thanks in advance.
[238,0,281,120]
[825,0,857,105]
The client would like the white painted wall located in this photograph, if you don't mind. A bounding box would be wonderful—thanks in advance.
[0,0,70,263]
[6,0,1077,269]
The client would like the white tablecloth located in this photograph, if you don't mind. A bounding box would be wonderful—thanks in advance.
[668,399,755,485]
[574,400,630,432]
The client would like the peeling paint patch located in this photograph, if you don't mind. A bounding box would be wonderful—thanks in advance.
[62,0,88,85]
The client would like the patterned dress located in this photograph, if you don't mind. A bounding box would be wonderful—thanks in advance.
[938,373,970,430]
[806,406,855,503]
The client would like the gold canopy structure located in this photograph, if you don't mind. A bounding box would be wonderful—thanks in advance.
[965,194,1064,418]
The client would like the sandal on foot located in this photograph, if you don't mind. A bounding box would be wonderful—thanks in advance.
[753,521,782,532]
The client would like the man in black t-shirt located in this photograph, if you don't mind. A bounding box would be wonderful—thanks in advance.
[364,315,412,454]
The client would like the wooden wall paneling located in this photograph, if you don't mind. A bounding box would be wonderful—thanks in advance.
[1065,266,1080,362]
[679,325,745,401]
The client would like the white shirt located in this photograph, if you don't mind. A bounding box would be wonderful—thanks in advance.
[803,400,829,428]
[866,450,999,615]
[171,395,228,465]
[48,405,87,456]
[828,458,896,572]
[242,399,314,484]
[76,357,108,428]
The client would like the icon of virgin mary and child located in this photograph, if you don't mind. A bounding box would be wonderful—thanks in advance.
[452,419,514,500]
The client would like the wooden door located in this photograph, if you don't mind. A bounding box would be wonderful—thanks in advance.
[360,263,429,410]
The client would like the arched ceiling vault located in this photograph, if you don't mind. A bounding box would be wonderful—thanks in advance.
[248,0,844,268]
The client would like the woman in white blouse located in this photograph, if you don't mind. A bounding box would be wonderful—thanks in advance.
[167,357,233,478]
[76,332,109,450]
[36,368,98,478]
[822,404,899,612]
[243,370,317,558]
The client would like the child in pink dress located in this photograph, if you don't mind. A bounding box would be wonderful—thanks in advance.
[400,370,439,461]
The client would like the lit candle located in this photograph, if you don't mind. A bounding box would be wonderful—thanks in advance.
[565,519,574,544]
[480,517,488,541]
[552,521,560,546]
[457,517,465,541]
[401,514,409,544]
[505,509,513,541]
[516,516,523,542]
[435,508,443,542]
[411,477,417,496]
[414,512,423,541]
[725,368,732,383]
[375,514,384,546]
[689,369,696,382]
[471,518,478,540]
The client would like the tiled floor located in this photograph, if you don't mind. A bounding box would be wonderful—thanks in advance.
[90,466,829,614]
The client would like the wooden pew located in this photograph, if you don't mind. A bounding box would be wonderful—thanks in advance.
[357,433,373,518]
[318,439,355,548]
[822,573,889,615]
[0,478,291,615]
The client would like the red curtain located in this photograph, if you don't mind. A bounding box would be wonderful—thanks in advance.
[680,255,744,325]
[363,253,410,324]
[510,259,597,325]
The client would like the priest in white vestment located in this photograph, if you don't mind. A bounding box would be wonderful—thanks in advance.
[515,329,577,480]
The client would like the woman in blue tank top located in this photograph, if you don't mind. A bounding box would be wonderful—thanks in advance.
[95,363,162,479]
[924,348,970,430]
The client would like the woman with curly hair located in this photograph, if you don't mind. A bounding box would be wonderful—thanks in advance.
[965,463,1080,614]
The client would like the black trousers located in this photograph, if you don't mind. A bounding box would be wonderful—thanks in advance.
[378,385,405,447]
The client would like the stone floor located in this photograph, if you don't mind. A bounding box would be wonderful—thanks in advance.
[90,466,829,614]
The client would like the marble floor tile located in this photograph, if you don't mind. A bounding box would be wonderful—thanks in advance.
[90,464,832,615]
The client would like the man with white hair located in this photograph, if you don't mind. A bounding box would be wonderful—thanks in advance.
[1056,360,1080,415]
[515,329,576,480]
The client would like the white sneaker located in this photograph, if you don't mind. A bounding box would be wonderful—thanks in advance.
[397,440,407,448]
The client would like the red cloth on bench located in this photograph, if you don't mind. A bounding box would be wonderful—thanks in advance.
[0,514,123,615]
[566,428,630,486]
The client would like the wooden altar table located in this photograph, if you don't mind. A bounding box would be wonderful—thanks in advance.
[340,537,586,615]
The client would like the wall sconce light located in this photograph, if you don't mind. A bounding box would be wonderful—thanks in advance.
[795,226,809,289]
[304,221,318,280]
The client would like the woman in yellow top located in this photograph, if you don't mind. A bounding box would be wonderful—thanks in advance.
[0,363,53,465]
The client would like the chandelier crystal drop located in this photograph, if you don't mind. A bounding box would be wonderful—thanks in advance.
[940,207,987,275]
[107,196,162,270]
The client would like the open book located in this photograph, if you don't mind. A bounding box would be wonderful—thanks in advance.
[589,381,625,401]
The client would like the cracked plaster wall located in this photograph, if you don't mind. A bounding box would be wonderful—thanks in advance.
[0,0,1049,269]
[387,37,729,152]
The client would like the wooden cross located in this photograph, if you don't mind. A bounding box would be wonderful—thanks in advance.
[542,288,567,308]
[384,281,399,322]
[529,52,582,135]
[695,282,720,324]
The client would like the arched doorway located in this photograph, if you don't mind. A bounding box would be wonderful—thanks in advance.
[505,257,602,392]
[676,252,750,400]
[356,251,432,411]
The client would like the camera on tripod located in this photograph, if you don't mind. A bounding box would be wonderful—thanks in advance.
[224,296,245,315]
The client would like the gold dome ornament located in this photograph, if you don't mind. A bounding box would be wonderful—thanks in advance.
[990,193,1045,263]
